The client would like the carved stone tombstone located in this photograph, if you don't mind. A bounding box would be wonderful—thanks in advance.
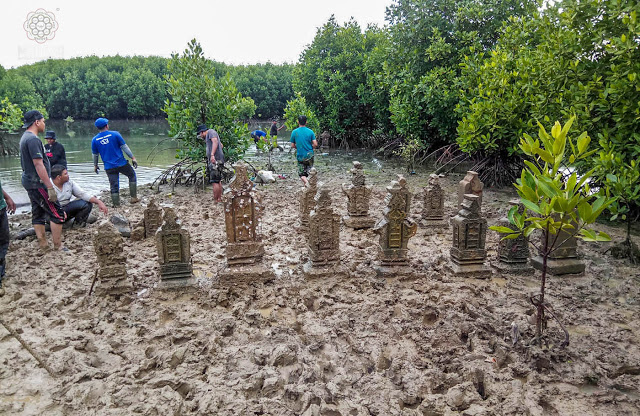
[422,174,446,227]
[530,218,585,275]
[304,187,347,278]
[220,161,274,283]
[342,161,375,229]
[493,200,534,275]
[448,194,492,278]
[458,171,484,208]
[373,175,418,275]
[299,168,318,229]
[93,221,132,295]
[156,207,194,288]
[131,198,163,241]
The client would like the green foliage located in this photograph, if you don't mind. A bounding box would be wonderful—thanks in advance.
[163,39,255,162]
[283,92,320,133]
[0,73,46,114]
[0,98,22,132]
[457,0,640,170]
[597,141,640,243]
[394,136,425,172]
[294,17,383,144]
[490,118,613,340]
[229,63,294,119]
[385,0,538,147]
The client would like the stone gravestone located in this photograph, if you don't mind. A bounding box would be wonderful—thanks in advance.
[93,221,132,295]
[156,207,195,288]
[131,198,163,241]
[342,161,376,229]
[493,200,534,275]
[373,175,418,275]
[219,161,274,283]
[458,171,484,208]
[422,173,447,227]
[530,218,585,275]
[448,194,492,278]
[299,168,318,229]
[303,187,347,278]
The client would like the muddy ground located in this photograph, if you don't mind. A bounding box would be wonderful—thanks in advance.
[0,165,639,416]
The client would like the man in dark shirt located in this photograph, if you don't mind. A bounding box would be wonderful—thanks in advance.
[44,130,67,168]
[19,110,67,251]
[197,124,224,203]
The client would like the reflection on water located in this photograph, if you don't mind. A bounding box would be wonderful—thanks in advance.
[0,119,414,213]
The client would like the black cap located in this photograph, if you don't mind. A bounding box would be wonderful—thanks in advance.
[22,110,44,129]
[196,124,208,134]
[45,130,56,140]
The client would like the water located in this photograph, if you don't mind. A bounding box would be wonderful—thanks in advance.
[1,119,416,212]
[0,119,177,212]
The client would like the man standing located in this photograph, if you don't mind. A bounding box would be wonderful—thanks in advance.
[51,164,109,227]
[270,121,285,147]
[44,130,67,168]
[0,180,16,295]
[290,115,317,186]
[91,118,139,206]
[197,124,225,203]
[19,110,67,251]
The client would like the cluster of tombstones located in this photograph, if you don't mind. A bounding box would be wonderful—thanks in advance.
[92,162,585,295]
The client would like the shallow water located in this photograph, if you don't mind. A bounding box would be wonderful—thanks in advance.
[0,119,419,213]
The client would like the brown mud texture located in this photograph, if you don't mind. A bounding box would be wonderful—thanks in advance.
[1,170,639,416]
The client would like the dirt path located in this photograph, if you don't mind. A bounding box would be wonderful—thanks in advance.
[1,169,639,415]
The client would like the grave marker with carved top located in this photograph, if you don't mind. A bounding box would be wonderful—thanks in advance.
[458,171,484,208]
[448,194,492,278]
[342,161,375,229]
[156,207,194,287]
[93,221,132,295]
[299,168,318,229]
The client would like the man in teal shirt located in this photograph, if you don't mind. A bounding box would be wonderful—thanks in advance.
[0,179,16,295]
[290,115,318,186]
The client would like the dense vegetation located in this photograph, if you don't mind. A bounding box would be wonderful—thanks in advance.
[0,56,293,121]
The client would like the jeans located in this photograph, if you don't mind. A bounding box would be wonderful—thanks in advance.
[63,199,92,224]
[0,208,9,278]
[105,162,136,194]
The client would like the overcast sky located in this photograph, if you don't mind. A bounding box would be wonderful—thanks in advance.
[1,0,392,69]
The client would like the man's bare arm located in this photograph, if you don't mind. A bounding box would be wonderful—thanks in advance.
[33,158,53,189]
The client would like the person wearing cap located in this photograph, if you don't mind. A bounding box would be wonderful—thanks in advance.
[91,118,139,207]
[0,179,16,295]
[19,110,68,251]
[44,130,67,168]
[197,124,225,203]
[51,164,109,228]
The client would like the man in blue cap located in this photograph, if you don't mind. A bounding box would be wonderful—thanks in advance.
[91,118,139,206]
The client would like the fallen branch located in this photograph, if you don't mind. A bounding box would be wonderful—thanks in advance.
[0,316,56,378]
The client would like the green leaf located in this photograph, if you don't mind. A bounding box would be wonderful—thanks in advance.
[490,226,517,234]
[521,199,542,214]
[501,233,521,240]
[606,174,618,183]
[577,132,590,155]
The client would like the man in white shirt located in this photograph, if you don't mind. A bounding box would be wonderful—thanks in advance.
[51,164,108,227]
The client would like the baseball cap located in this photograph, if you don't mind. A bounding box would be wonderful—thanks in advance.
[45,131,57,140]
[95,118,109,129]
[22,110,44,128]
[196,124,208,134]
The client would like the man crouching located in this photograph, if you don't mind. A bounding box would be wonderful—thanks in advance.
[51,164,108,227]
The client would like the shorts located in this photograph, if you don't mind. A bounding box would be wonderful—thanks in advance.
[297,157,314,177]
[27,188,66,226]
[208,162,224,184]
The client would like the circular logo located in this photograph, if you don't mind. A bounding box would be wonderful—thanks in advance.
[24,9,59,44]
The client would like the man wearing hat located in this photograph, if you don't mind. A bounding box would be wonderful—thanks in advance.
[44,130,67,168]
[91,118,139,206]
[197,124,224,203]
[19,110,67,251]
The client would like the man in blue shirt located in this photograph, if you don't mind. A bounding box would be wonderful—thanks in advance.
[91,118,139,207]
[290,115,318,186]
[251,130,267,145]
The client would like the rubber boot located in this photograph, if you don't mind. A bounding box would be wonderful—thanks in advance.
[129,182,140,204]
[111,193,120,207]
